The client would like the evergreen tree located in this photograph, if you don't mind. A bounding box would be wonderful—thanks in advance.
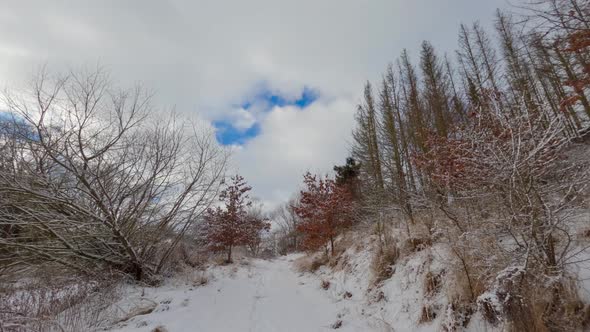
[420,41,451,137]
[352,82,385,191]
[333,157,361,197]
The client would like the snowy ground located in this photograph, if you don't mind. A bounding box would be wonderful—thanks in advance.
[108,224,590,332]
[110,255,375,332]
[108,239,495,332]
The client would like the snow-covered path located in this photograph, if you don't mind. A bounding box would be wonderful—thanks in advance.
[111,256,367,332]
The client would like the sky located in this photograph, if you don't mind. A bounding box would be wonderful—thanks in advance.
[0,0,507,209]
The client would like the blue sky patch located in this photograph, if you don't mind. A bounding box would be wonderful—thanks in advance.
[214,86,319,146]
[293,87,318,108]
[214,121,261,146]
[241,86,318,110]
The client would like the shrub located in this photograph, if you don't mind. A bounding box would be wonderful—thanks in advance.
[418,304,437,324]
[0,272,122,331]
[295,253,329,273]
[424,271,443,297]
[402,237,432,253]
[371,242,399,285]
[441,301,474,332]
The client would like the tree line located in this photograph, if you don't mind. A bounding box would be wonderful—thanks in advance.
[0,67,272,282]
[348,1,590,330]
[273,1,590,330]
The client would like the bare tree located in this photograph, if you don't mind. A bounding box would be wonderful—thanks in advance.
[415,94,590,328]
[272,197,301,254]
[0,67,228,281]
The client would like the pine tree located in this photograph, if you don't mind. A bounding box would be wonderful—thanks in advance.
[352,82,385,191]
[378,66,416,228]
[472,22,503,104]
[333,157,361,197]
[458,23,485,98]
[420,41,451,137]
[400,49,428,154]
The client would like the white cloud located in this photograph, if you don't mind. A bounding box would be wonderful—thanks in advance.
[231,97,356,209]
[0,0,508,208]
[229,108,257,131]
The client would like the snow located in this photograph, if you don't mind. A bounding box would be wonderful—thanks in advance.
[110,255,361,332]
[108,233,498,332]
[105,218,590,332]
[108,235,503,332]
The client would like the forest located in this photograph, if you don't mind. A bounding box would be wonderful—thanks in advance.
[1,0,590,331]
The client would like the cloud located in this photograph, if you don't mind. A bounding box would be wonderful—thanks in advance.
[213,86,319,146]
[0,0,508,209]
[231,97,356,209]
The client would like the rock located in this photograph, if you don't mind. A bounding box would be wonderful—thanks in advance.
[116,299,157,323]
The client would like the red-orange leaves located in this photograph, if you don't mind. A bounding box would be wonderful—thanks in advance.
[292,173,355,255]
[202,175,269,262]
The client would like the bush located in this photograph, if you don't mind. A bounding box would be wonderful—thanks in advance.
[295,253,329,273]
[424,271,443,297]
[0,271,122,331]
[418,304,437,323]
[476,268,590,332]
[402,237,432,253]
[441,301,474,332]
[371,242,399,285]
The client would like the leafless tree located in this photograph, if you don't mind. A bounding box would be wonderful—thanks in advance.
[417,94,590,320]
[271,197,301,254]
[0,67,228,281]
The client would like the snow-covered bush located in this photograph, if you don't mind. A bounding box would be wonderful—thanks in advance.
[0,272,121,331]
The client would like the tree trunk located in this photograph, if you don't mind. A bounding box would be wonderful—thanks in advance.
[227,245,233,263]
[330,236,335,256]
[132,261,143,281]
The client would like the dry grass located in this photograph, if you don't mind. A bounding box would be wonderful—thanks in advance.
[526,277,590,332]
[0,268,123,332]
[424,270,443,297]
[370,242,399,285]
[152,239,208,278]
[418,304,437,324]
[295,253,329,273]
[441,301,474,332]
[402,237,433,254]
[579,227,590,239]
[477,270,590,332]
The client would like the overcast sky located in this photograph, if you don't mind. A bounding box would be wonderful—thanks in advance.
[0,0,507,209]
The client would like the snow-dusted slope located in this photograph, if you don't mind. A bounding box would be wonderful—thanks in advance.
[108,244,492,332]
